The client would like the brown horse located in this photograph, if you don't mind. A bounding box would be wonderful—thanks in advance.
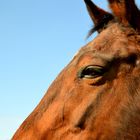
[12,0,140,139]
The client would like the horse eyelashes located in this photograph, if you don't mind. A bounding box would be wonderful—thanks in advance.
[78,65,106,79]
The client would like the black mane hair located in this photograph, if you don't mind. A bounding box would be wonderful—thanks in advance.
[88,13,114,37]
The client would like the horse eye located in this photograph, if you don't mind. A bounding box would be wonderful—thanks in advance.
[78,65,106,79]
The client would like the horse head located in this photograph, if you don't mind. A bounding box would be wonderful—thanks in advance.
[12,0,140,139]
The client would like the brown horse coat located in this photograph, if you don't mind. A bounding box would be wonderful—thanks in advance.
[12,0,140,139]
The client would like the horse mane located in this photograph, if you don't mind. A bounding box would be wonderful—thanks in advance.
[88,13,114,37]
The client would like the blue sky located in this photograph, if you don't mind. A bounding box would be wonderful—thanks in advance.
[0,0,139,139]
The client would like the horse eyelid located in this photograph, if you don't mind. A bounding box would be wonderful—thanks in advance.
[77,65,106,79]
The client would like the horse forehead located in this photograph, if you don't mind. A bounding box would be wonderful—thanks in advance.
[77,26,138,61]
[86,25,128,52]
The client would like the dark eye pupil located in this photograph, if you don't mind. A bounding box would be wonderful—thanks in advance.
[84,68,96,76]
[78,66,105,79]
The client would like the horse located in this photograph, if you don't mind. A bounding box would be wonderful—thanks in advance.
[12,0,140,139]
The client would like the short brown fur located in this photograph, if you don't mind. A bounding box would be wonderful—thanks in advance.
[12,0,140,140]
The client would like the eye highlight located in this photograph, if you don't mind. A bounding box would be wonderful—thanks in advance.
[78,65,106,79]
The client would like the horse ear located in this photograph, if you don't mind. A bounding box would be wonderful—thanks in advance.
[108,0,140,32]
[84,0,113,33]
